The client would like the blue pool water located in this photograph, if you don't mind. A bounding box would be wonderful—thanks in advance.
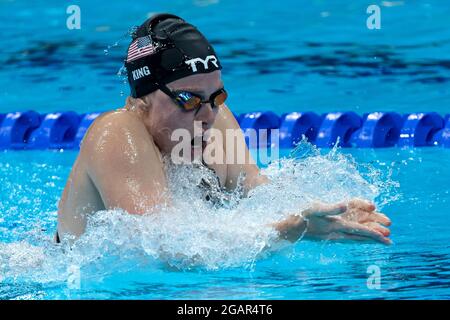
[1,0,450,299]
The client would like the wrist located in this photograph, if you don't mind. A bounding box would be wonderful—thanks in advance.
[275,214,308,243]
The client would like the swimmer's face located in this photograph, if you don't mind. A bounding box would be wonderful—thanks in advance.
[147,70,223,157]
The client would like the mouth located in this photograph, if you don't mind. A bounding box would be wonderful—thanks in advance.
[191,136,207,160]
[191,135,207,149]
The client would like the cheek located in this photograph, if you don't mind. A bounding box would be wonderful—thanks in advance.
[169,109,195,132]
[212,107,220,118]
[158,111,195,145]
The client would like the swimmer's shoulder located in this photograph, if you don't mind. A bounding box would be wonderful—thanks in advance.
[81,109,147,145]
[79,108,161,162]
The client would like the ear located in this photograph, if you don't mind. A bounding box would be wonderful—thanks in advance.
[130,94,153,112]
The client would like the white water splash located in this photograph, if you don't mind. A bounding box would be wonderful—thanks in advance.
[0,140,399,285]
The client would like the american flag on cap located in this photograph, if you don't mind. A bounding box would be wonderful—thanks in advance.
[126,36,155,63]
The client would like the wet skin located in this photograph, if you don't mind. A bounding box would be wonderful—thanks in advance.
[57,71,392,244]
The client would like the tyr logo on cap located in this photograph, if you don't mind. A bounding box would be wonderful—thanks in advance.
[185,55,219,72]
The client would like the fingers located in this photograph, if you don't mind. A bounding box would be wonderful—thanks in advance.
[327,232,392,244]
[337,220,392,245]
[364,222,391,237]
[348,198,376,212]
[343,230,392,245]
[369,212,392,226]
[348,209,392,226]
[303,201,347,217]
[342,208,371,222]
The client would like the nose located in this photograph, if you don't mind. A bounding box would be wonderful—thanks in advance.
[194,102,217,128]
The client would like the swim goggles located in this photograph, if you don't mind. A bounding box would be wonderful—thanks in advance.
[159,85,228,113]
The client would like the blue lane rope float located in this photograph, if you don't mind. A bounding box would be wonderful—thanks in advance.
[0,110,449,150]
[74,112,102,148]
[28,112,80,149]
[314,111,362,148]
[398,112,444,147]
[279,112,321,148]
[239,111,280,149]
[433,114,450,148]
[0,111,41,149]
[350,112,403,148]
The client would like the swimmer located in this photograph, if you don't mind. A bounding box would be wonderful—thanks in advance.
[56,13,391,245]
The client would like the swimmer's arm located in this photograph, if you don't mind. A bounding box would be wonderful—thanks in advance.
[270,200,392,244]
[84,114,168,215]
[270,214,308,243]
[214,104,269,194]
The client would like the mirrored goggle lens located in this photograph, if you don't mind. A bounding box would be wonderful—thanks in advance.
[177,89,228,111]
[213,90,228,107]
[182,96,202,110]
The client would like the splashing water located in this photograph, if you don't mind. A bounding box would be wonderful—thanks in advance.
[100,26,139,98]
[0,140,399,290]
[104,26,139,56]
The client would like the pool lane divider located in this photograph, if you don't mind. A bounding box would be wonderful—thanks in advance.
[0,111,449,150]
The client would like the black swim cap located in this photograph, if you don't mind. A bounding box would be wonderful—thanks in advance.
[125,13,222,98]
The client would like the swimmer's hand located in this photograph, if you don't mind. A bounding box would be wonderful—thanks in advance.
[273,198,392,245]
